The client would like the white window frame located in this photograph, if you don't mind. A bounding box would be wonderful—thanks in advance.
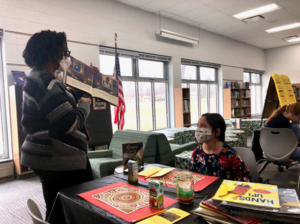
[244,70,263,116]
[99,48,170,131]
[181,65,219,125]
[0,30,12,161]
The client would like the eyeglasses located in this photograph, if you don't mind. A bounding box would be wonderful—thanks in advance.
[65,50,71,57]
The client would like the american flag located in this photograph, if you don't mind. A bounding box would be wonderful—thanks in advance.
[113,53,125,130]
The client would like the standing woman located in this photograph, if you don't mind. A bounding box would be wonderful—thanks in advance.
[21,30,96,223]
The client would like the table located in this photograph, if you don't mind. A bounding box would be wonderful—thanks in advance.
[49,164,223,224]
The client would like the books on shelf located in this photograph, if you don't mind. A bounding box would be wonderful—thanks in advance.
[212,180,280,209]
[231,91,240,98]
[243,82,250,89]
[231,99,239,107]
[242,90,250,98]
[231,81,240,89]
[242,99,250,107]
[183,100,190,112]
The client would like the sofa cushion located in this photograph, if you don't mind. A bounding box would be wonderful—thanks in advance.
[109,130,157,161]
[89,157,123,179]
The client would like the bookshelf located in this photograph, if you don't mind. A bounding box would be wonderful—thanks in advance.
[174,88,191,127]
[223,88,251,119]
[9,85,33,177]
[292,84,300,102]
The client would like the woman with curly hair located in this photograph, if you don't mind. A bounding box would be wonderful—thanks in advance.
[189,113,252,182]
[21,30,97,223]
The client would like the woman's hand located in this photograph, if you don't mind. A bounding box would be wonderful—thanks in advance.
[90,62,99,74]
[78,97,91,105]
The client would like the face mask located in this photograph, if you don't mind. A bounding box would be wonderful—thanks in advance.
[195,128,212,143]
[58,56,71,72]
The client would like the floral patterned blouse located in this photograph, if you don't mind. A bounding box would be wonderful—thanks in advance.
[189,143,252,182]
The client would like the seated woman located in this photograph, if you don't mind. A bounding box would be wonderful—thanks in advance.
[264,102,300,160]
[189,113,252,182]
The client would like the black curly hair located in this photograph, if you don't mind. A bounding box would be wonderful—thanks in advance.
[23,30,67,70]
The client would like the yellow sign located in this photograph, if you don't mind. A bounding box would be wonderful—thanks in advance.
[271,74,296,106]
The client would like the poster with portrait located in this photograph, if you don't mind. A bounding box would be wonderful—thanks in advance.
[93,98,106,110]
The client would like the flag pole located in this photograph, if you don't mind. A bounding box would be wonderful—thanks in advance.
[115,33,120,130]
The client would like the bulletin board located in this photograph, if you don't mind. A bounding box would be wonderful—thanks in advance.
[261,74,296,120]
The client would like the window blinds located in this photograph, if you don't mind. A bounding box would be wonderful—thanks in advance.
[181,58,221,68]
[99,46,171,62]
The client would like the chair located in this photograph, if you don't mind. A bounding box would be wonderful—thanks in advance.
[233,147,267,183]
[27,199,49,224]
[258,127,300,194]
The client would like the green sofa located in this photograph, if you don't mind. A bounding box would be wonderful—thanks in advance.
[88,130,199,179]
[153,133,199,167]
[88,130,157,179]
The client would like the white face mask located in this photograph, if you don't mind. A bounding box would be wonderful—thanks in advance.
[58,56,72,72]
[195,128,212,143]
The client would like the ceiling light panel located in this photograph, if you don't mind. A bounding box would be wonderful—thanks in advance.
[288,37,300,42]
[266,23,300,33]
[233,3,280,20]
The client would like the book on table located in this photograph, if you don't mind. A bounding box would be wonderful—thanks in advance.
[122,142,143,171]
[221,188,300,220]
[64,56,119,106]
[212,180,280,209]
[138,208,190,224]
[194,206,240,224]
[200,194,263,224]
[138,166,175,178]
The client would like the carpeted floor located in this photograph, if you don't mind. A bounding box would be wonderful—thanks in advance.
[0,177,45,224]
[0,137,299,224]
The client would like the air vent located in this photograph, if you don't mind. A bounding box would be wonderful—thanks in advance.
[283,35,299,41]
[242,15,265,23]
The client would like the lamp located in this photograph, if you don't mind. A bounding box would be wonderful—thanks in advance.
[159,29,199,45]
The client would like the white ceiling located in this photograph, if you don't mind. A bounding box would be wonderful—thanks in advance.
[116,0,300,49]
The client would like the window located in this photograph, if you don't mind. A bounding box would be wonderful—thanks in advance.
[0,36,9,160]
[181,65,218,124]
[243,72,250,82]
[244,71,262,115]
[101,54,168,132]
[139,60,164,78]
[99,55,132,77]
[181,65,197,80]
[200,67,216,81]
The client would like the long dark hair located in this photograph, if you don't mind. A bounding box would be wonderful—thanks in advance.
[200,113,226,142]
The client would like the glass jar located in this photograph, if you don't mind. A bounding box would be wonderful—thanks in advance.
[176,171,194,204]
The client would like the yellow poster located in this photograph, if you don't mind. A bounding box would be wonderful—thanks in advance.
[271,74,296,106]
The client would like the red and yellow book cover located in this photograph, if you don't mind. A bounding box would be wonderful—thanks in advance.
[213,180,280,209]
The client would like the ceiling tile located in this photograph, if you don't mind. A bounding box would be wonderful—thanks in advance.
[139,0,188,12]
[208,0,241,11]
[179,5,216,19]
[117,0,153,7]
[157,11,175,18]
[163,0,204,15]
[193,11,228,24]
[196,0,219,4]
[276,0,300,7]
